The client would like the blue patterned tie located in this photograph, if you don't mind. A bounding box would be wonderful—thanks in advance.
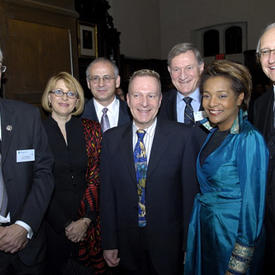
[134,130,147,227]
[183,97,194,125]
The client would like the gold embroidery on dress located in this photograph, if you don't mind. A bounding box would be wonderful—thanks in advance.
[228,242,255,273]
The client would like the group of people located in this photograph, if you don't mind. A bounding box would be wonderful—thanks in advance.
[0,21,274,275]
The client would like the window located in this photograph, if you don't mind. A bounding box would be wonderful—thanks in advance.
[204,29,219,57]
[225,26,242,54]
[193,22,247,61]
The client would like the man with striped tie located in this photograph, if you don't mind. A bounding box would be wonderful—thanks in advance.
[159,42,204,126]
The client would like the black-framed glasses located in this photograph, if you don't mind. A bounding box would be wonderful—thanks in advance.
[0,65,7,73]
[87,75,116,84]
[258,48,275,58]
[50,89,78,99]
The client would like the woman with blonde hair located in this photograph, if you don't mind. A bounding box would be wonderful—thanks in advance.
[42,72,107,274]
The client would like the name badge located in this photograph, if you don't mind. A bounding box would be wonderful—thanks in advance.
[194,111,207,122]
[16,149,35,162]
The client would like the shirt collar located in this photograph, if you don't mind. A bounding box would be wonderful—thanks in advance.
[176,87,201,103]
[132,118,157,137]
[93,96,118,115]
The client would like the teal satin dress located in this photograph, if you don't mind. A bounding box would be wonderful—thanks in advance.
[184,111,269,274]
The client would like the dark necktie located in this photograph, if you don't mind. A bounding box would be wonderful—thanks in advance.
[183,97,194,125]
[101,108,110,133]
[133,130,147,227]
[0,153,8,217]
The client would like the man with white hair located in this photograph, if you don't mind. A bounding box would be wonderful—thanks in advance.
[253,22,275,270]
[0,48,54,274]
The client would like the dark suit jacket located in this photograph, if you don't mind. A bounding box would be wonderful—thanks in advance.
[159,89,204,122]
[253,88,275,226]
[100,119,202,274]
[81,97,131,126]
[0,99,54,265]
[253,87,274,142]
[159,89,208,147]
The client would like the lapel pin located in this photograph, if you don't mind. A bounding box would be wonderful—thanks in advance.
[6,125,12,131]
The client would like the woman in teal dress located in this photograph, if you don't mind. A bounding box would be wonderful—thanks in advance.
[184,60,269,275]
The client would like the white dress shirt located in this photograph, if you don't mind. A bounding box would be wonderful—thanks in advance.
[94,97,120,128]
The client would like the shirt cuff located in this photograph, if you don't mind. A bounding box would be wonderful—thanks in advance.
[15,220,33,239]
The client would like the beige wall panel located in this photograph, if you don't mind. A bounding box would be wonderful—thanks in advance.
[5,18,72,104]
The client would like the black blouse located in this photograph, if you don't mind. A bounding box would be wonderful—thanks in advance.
[200,129,230,166]
[43,116,88,233]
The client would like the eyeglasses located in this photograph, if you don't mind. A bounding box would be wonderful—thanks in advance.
[258,48,275,58]
[87,75,116,84]
[50,89,78,99]
[0,65,7,73]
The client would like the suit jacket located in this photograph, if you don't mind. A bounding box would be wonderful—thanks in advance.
[253,88,275,226]
[100,118,202,274]
[159,89,204,122]
[81,97,131,126]
[253,87,274,142]
[0,99,54,265]
[159,89,208,147]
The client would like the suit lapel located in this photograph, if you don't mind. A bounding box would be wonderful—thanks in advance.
[147,120,169,178]
[118,98,130,126]
[263,89,274,137]
[0,99,15,163]
[120,124,136,183]
[172,91,178,121]
[90,100,99,122]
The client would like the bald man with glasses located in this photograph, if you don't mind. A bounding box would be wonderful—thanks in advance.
[82,57,131,132]
[253,22,275,272]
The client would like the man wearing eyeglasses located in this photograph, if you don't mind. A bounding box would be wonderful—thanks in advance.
[82,57,131,132]
[253,22,275,271]
[0,48,54,274]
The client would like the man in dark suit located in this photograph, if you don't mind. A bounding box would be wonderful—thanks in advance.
[253,22,275,271]
[100,69,202,274]
[159,43,204,125]
[0,48,54,274]
[82,57,131,131]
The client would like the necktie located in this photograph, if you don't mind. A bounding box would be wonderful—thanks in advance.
[183,97,194,125]
[0,154,8,217]
[101,108,110,133]
[134,130,147,227]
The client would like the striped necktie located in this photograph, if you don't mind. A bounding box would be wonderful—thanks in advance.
[183,97,194,125]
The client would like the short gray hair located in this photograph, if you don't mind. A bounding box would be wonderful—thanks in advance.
[167,42,203,66]
[256,22,275,53]
[86,57,119,78]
